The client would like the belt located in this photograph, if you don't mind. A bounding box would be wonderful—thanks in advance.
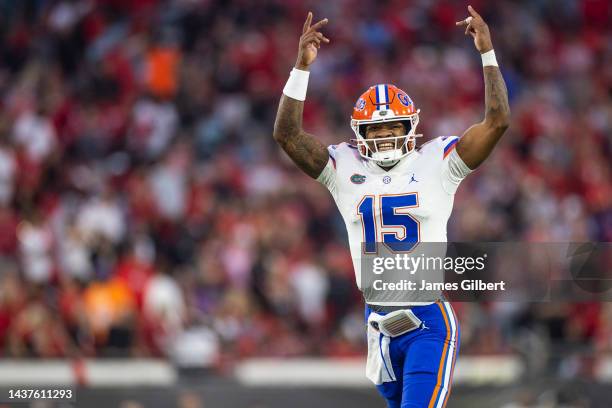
[367,304,411,313]
[367,308,423,337]
[367,300,444,313]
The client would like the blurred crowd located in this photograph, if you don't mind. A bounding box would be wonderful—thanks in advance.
[0,0,610,379]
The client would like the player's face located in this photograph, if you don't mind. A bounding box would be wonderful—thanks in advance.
[365,121,409,152]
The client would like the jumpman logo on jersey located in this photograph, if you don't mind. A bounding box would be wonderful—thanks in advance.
[409,173,418,184]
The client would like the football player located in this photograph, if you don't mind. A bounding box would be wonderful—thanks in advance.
[273,6,509,408]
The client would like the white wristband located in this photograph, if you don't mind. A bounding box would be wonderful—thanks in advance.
[283,68,310,101]
[481,49,498,67]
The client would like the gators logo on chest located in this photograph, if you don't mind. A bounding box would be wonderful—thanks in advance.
[350,174,367,184]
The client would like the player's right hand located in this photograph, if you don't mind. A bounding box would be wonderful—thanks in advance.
[295,12,329,71]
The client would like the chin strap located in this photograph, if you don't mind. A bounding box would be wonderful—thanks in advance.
[378,158,400,167]
[371,146,413,167]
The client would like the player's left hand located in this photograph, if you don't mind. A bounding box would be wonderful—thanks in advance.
[455,5,493,54]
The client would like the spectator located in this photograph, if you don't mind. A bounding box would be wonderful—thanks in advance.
[17,212,54,284]
[0,138,16,206]
[76,187,125,246]
[143,267,185,350]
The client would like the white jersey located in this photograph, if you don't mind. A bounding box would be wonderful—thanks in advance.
[317,136,472,304]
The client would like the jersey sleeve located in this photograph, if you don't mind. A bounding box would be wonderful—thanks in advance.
[439,136,472,194]
[316,145,339,198]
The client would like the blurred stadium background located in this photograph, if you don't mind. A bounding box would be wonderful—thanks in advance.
[0,0,610,407]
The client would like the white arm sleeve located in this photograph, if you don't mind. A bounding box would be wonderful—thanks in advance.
[441,147,472,194]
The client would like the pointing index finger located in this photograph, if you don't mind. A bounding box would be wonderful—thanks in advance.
[467,5,481,19]
[303,11,313,34]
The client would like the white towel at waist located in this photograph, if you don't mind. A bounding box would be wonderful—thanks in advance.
[366,312,396,385]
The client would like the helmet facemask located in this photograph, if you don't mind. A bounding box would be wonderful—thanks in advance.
[351,111,422,167]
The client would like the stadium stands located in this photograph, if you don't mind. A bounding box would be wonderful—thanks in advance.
[0,0,610,387]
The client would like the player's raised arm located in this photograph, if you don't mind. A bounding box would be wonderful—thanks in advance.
[273,12,331,179]
[454,5,510,170]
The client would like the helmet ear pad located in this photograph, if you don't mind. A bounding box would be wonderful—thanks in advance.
[400,120,412,135]
[359,124,367,138]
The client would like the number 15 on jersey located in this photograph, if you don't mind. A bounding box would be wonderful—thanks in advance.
[357,193,420,254]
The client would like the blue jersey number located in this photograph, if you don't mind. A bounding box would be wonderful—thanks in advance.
[357,193,420,253]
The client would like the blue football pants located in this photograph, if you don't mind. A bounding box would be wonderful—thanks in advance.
[365,301,460,408]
